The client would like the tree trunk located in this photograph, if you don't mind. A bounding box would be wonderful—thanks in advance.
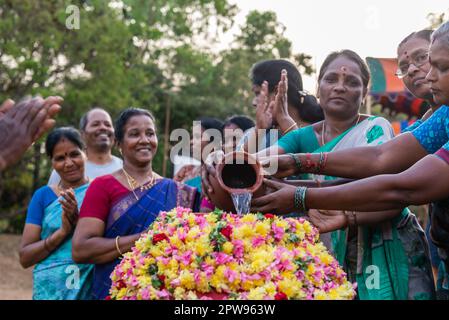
[32,142,41,192]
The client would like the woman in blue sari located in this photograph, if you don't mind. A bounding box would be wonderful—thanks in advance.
[73,108,200,300]
[20,127,93,299]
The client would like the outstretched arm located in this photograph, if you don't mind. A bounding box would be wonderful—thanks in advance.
[306,154,449,211]
[253,154,449,213]
[267,133,428,179]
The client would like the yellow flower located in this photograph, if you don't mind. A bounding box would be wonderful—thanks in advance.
[254,221,270,237]
[241,214,257,224]
[179,270,195,290]
[186,226,200,241]
[206,214,218,224]
[116,288,127,299]
[222,242,234,254]
[174,287,186,299]
[170,235,184,249]
[264,282,277,296]
[278,277,302,298]
[149,246,163,258]
[248,287,266,300]
[238,224,255,239]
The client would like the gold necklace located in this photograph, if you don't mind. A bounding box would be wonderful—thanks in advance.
[122,168,155,200]
[321,114,361,146]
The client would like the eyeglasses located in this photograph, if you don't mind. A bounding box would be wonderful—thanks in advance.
[396,51,429,79]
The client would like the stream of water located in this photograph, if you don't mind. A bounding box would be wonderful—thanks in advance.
[230,192,252,215]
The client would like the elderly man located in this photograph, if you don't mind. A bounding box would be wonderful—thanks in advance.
[48,108,122,184]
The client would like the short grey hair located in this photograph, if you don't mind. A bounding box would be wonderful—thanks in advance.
[79,107,109,131]
[431,21,449,45]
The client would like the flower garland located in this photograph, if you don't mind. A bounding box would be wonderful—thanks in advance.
[109,207,356,300]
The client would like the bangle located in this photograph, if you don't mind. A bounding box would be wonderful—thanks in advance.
[287,153,302,172]
[344,211,358,227]
[283,123,297,135]
[315,152,328,174]
[115,236,123,256]
[43,237,51,253]
[294,186,308,213]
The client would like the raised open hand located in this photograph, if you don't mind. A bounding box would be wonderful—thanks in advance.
[255,81,274,130]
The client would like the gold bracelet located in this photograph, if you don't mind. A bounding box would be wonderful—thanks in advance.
[283,122,297,135]
[115,236,123,256]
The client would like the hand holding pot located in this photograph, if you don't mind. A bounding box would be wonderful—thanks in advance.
[251,178,296,215]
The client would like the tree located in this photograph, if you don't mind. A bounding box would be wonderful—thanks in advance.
[0,0,237,231]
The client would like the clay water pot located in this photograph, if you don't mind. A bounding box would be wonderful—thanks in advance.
[208,151,264,213]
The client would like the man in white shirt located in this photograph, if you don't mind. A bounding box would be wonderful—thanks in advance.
[48,108,122,184]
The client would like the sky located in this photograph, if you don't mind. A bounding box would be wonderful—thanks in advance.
[220,0,448,92]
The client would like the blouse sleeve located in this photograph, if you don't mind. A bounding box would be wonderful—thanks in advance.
[276,129,303,153]
[79,178,112,222]
[412,106,449,154]
[25,187,55,226]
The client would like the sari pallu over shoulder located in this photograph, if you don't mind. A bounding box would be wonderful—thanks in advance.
[33,184,94,300]
[311,117,435,300]
[92,178,200,300]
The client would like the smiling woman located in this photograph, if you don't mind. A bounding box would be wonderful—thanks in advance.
[19,127,93,300]
[71,107,201,300]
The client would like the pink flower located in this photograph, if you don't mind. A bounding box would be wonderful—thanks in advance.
[214,252,233,265]
[201,263,214,277]
[252,236,265,247]
[170,279,181,287]
[194,270,202,285]
[224,268,238,283]
[177,229,187,242]
[195,215,207,229]
[141,288,150,300]
[278,259,294,272]
[272,224,285,242]
[179,250,193,265]
[156,289,170,299]
[232,240,244,259]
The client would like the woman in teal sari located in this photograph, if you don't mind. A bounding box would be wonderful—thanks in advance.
[250,50,435,299]
[20,127,93,299]
[72,108,200,300]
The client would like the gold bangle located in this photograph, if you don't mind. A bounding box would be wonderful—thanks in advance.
[115,236,123,256]
[283,122,297,135]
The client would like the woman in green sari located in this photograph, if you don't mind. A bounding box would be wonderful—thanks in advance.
[19,127,93,299]
[250,50,435,299]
